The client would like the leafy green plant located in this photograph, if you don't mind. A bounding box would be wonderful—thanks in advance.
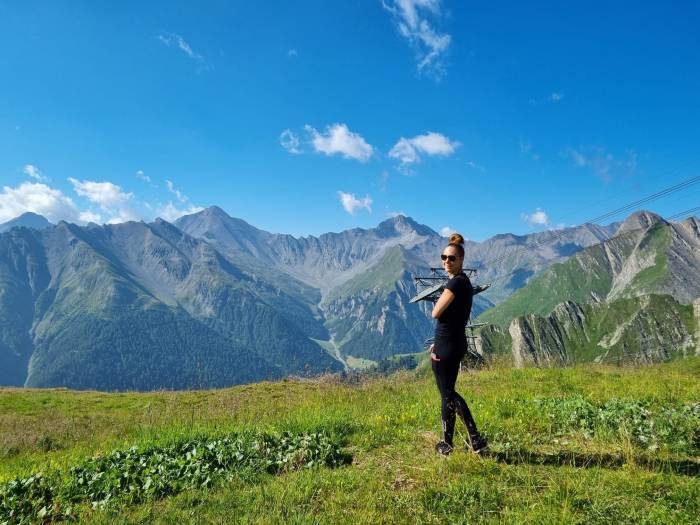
[533,397,700,453]
[0,431,350,524]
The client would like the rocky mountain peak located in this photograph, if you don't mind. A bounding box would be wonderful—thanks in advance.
[0,212,53,233]
[616,210,664,235]
[375,215,436,238]
[200,205,231,219]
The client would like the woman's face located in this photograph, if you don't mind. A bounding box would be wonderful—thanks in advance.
[441,245,463,274]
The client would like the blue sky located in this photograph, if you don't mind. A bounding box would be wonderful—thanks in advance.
[1,1,699,240]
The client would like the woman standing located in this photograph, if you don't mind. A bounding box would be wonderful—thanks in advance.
[430,233,487,455]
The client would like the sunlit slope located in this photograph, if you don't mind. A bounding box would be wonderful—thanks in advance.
[478,294,698,366]
[479,212,700,328]
[1,358,698,523]
[321,245,433,361]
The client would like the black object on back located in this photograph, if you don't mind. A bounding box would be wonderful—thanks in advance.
[434,271,473,338]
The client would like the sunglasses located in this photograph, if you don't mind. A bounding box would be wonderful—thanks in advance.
[441,254,457,262]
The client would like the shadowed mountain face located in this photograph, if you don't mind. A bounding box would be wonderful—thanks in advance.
[0,219,341,390]
[0,207,632,389]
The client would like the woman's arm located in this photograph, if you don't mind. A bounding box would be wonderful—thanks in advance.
[432,289,455,319]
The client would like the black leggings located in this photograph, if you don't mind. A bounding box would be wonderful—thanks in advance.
[432,338,479,446]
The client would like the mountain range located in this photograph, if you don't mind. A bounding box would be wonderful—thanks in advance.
[477,211,700,365]
[0,208,671,390]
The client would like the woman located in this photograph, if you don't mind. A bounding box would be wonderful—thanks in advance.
[430,233,488,455]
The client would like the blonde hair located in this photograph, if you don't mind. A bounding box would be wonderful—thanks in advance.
[447,233,465,257]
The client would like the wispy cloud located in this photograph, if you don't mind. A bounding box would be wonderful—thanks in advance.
[382,0,451,79]
[156,202,205,222]
[386,210,407,218]
[135,170,151,183]
[466,160,486,173]
[158,179,203,220]
[165,179,188,203]
[529,91,565,105]
[378,170,390,191]
[158,32,208,69]
[564,146,637,182]
[280,129,302,154]
[548,91,564,102]
[338,191,372,214]
[287,49,298,58]
[306,124,374,162]
[23,164,49,182]
[519,137,540,161]
[389,131,459,169]
[521,207,550,227]
[68,178,139,224]
[439,226,453,237]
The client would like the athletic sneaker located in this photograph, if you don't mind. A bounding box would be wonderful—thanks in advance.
[435,440,453,456]
[469,434,488,455]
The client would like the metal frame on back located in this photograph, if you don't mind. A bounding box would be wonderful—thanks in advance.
[410,267,490,369]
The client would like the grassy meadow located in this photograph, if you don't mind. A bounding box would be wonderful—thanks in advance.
[1,357,699,524]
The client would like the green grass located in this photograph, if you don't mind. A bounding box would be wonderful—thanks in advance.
[1,358,699,523]
[344,355,376,369]
[629,223,673,293]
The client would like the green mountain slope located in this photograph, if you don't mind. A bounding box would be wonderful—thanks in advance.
[2,220,342,390]
[478,294,697,366]
[322,245,434,361]
[479,213,698,328]
[0,228,50,385]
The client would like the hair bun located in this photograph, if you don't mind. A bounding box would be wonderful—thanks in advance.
[448,233,465,246]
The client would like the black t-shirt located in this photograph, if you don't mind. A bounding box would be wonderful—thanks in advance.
[434,271,473,338]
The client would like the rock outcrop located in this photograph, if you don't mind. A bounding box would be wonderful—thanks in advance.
[494,295,696,367]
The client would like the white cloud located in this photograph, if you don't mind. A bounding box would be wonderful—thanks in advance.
[156,201,205,222]
[0,181,83,223]
[69,178,133,208]
[440,226,453,237]
[306,123,374,162]
[68,178,139,223]
[382,0,451,78]
[136,169,151,183]
[165,179,188,203]
[280,129,302,155]
[157,32,207,68]
[389,131,459,166]
[521,208,550,227]
[549,91,564,102]
[79,210,102,224]
[23,164,49,182]
[389,138,420,165]
[387,210,407,218]
[338,191,372,215]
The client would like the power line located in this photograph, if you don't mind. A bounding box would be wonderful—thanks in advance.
[475,173,700,273]
[484,204,698,286]
[553,158,700,223]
